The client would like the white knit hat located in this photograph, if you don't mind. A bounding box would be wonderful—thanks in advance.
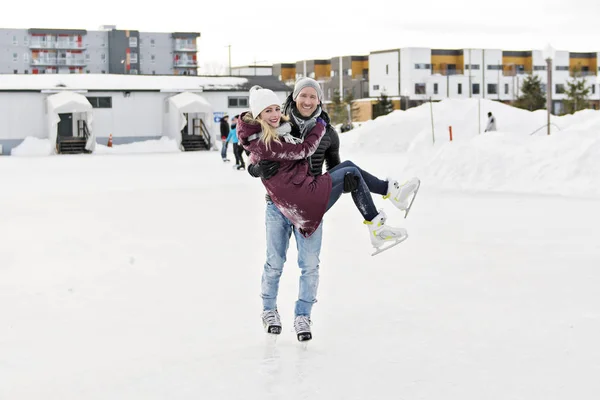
[292,77,323,102]
[249,85,282,118]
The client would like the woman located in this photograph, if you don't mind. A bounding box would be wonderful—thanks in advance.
[238,86,420,254]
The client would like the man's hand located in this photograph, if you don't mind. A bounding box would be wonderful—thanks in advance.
[248,160,280,180]
[343,172,359,193]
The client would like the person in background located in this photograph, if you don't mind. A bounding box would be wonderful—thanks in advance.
[220,115,230,161]
[485,111,497,132]
[226,115,245,170]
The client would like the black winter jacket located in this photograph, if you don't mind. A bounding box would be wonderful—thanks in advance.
[290,110,340,176]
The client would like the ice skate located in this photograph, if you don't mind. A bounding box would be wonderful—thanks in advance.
[294,315,312,342]
[262,309,282,335]
[385,177,420,218]
[365,210,408,256]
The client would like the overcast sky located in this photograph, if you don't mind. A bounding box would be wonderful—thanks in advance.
[2,0,599,73]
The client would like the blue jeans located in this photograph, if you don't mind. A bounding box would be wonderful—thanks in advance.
[262,201,323,317]
[221,140,228,159]
[326,160,388,222]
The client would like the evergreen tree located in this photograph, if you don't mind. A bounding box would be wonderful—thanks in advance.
[329,89,346,125]
[563,69,591,114]
[514,74,546,111]
[373,92,394,119]
[343,91,355,123]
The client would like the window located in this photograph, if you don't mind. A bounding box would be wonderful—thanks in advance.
[13,69,18,74]
[12,36,17,45]
[592,85,596,95]
[487,65,502,70]
[331,70,336,77]
[150,39,155,47]
[101,70,106,74]
[101,53,106,63]
[130,69,138,75]
[541,84,547,93]
[346,69,352,76]
[555,84,565,94]
[86,70,90,73]
[228,96,249,107]
[487,84,497,94]
[24,36,28,45]
[23,53,29,62]
[12,53,18,62]
[373,84,379,90]
[85,53,90,61]
[555,66,569,71]
[129,37,138,47]
[457,83,462,95]
[130,52,138,64]
[86,97,112,108]
[534,65,546,71]
[415,83,426,94]
[151,55,156,64]
[465,64,480,70]
[504,83,509,94]
[472,83,480,95]
[385,65,389,75]
[433,83,438,95]
[24,70,28,74]
[516,65,525,74]
[414,63,431,70]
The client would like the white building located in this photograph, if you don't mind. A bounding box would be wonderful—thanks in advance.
[369,47,600,114]
[0,74,291,155]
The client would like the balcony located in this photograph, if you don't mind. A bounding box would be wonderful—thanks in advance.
[174,44,197,52]
[570,70,597,77]
[31,58,86,66]
[57,59,87,66]
[31,58,58,66]
[29,39,86,50]
[431,69,464,76]
[174,60,198,67]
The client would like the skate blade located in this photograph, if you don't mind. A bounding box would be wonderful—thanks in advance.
[297,332,312,342]
[371,235,408,256]
[265,325,282,335]
[403,180,421,219]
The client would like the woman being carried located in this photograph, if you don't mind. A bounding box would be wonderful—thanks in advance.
[238,86,420,255]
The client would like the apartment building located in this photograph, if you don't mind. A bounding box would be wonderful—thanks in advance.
[368,47,600,114]
[0,27,200,75]
[322,55,369,101]
[271,57,370,103]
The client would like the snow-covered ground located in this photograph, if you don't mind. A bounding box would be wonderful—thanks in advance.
[1,99,599,399]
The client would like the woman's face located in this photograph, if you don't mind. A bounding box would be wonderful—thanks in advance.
[259,105,282,128]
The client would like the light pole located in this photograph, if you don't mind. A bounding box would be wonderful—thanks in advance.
[544,44,554,136]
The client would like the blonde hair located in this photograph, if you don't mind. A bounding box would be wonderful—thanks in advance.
[243,113,289,150]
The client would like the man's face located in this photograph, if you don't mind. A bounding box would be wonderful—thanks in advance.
[295,87,319,117]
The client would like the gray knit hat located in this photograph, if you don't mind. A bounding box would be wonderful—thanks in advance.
[292,77,323,102]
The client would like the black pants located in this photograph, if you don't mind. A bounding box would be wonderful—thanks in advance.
[233,143,245,167]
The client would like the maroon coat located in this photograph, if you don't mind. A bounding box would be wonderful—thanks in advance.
[238,113,332,237]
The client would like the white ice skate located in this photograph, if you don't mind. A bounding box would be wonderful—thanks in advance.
[262,310,282,335]
[294,315,312,342]
[385,177,421,218]
[365,210,408,256]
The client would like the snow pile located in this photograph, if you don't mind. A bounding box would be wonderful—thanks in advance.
[10,137,53,156]
[342,98,600,198]
[94,137,180,155]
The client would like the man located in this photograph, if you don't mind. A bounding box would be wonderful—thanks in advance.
[484,111,497,132]
[247,78,352,342]
[219,115,230,161]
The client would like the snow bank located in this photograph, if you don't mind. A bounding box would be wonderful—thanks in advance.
[10,137,53,156]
